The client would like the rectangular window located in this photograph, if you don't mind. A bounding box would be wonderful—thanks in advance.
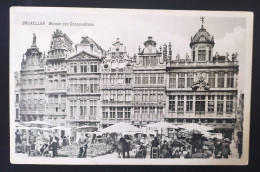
[110,107,116,118]
[158,73,164,84]
[195,95,205,114]
[142,93,148,102]
[70,100,77,116]
[150,56,158,66]
[16,94,19,103]
[208,95,215,112]
[226,95,233,113]
[80,100,87,116]
[74,63,77,73]
[16,109,19,120]
[142,107,148,114]
[90,79,98,93]
[227,72,234,88]
[198,50,206,61]
[118,74,124,84]
[157,107,163,118]
[80,63,87,73]
[187,73,194,87]
[218,72,225,88]
[125,74,132,84]
[117,107,123,118]
[134,107,140,115]
[135,74,141,84]
[150,74,156,84]
[177,95,184,112]
[169,95,176,112]
[34,79,38,86]
[90,100,97,116]
[117,90,124,101]
[102,107,108,118]
[142,74,148,84]
[178,73,185,88]
[90,64,97,72]
[209,72,215,88]
[125,90,131,101]
[169,73,176,88]
[143,57,150,66]
[217,95,224,114]
[134,93,141,102]
[186,95,193,112]
[150,94,156,101]
[124,107,131,118]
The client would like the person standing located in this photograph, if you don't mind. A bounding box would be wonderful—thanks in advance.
[49,136,58,157]
[214,139,222,159]
[21,133,27,153]
[150,137,160,158]
[222,138,230,159]
[77,133,88,158]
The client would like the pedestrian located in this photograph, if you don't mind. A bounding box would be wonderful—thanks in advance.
[214,139,222,159]
[49,136,59,157]
[21,133,27,153]
[28,131,36,156]
[124,135,131,158]
[237,138,242,158]
[150,137,160,158]
[77,133,88,158]
[160,140,171,158]
[117,137,125,158]
[222,138,230,159]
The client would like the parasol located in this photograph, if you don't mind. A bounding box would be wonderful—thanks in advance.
[178,123,214,132]
[73,125,98,132]
[21,121,56,128]
[100,122,143,133]
[145,122,179,131]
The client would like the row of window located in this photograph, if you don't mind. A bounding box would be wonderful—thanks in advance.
[135,73,164,85]
[168,95,234,114]
[102,107,131,119]
[69,63,98,73]
[21,78,45,87]
[69,79,99,93]
[141,56,159,66]
[70,100,97,116]
[169,72,235,88]
[134,93,164,102]
[103,90,131,101]
[49,80,66,90]
[102,73,132,84]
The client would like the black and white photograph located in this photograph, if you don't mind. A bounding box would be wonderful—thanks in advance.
[9,7,253,165]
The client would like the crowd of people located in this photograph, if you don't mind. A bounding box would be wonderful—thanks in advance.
[15,129,241,159]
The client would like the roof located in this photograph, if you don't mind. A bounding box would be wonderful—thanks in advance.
[190,26,215,48]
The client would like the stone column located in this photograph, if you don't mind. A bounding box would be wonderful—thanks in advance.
[215,72,218,88]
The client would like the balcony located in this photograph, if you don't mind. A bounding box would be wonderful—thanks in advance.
[167,61,238,68]
[102,101,132,106]
[66,115,100,121]
[20,110,45,115]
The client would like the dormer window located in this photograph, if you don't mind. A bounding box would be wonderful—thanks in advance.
[198,49,206,61]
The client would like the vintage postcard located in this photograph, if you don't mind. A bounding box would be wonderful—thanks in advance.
[9,7,253,165]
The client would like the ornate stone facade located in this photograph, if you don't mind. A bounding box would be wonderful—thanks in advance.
[16,21,239,138]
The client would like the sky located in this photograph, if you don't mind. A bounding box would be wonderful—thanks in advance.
[10,8,249,92]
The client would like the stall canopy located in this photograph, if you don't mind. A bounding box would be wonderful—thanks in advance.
[100,122,143,133]
[73,125,98,132]
[178,123,214,132]
[145,122,179,131]
[21,121,56,128]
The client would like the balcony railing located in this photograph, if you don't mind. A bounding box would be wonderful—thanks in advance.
[167,61,238,68]
[67,115,100,121]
